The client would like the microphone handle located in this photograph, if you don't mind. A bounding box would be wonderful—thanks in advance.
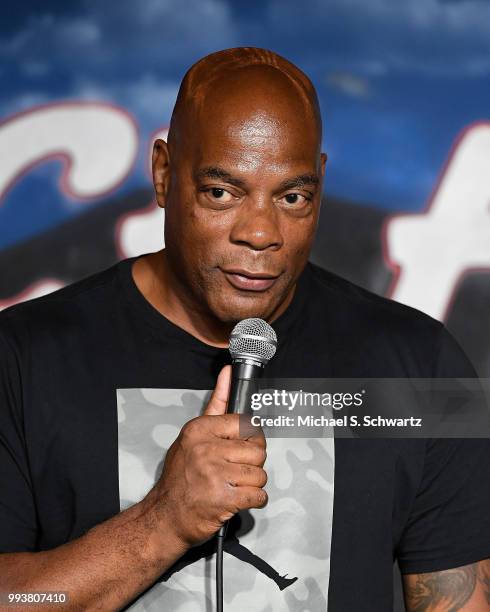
[217,359,264,538]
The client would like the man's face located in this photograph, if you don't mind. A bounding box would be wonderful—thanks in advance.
[160,74,326,324]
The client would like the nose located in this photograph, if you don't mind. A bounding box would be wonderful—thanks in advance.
[229,199,283,251]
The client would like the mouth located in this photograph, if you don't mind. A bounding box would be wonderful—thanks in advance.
[221,268,281,292]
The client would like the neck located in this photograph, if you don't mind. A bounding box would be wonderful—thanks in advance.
[132,250,233,348]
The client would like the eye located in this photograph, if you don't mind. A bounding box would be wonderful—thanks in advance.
[208,187,234,203]
[281,193,310,207]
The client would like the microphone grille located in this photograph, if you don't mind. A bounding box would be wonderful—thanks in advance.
[229,318,277,364]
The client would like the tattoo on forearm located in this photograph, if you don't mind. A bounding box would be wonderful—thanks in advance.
[405,564,477,612]
[477,560,490,604]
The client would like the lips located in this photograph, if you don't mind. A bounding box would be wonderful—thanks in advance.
[221,268,280,292]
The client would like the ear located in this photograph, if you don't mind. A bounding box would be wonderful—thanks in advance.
[152,138,170,208]
[320,152,328,176]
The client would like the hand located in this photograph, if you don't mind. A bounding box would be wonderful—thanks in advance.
[145,365,268,546]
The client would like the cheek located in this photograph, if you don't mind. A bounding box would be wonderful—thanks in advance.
[189,206,232,243]
[283,221,316,261]
[169,199,208,242]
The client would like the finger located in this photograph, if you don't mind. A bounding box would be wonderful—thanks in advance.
[239,415,266,447]
[220,438,267,466]
[232,486,268,511]
[224,464,268,488]
[204,365,231,416]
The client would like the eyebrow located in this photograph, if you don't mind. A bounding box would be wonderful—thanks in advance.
[278,174,319,191]
[196,166,319,192]
[196,166,247,189]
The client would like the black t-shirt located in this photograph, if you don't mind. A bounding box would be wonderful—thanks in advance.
[1,256,489,611]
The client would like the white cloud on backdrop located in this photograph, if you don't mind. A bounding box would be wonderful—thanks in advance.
[268,0,490,77]
[1,78,178,130]
[326,73,372,98]
[74,76,179,124]
[0,0,234,123]
[1,0,236,69]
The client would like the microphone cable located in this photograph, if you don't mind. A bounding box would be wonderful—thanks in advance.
[216,523,227,612]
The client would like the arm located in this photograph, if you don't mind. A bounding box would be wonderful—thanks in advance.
[400,327,490,611]
[0,366,268,611]
[403,558,490,611]
[0,493,189,611]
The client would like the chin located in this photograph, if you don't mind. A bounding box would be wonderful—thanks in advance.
[210,292,277,324]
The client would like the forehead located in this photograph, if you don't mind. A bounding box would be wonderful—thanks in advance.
[202,113,317,172]
[178,64,321,174]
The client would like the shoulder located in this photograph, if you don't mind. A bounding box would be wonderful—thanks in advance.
[305,261,442,334]
[0,260,127,349]
[303,262,468,376]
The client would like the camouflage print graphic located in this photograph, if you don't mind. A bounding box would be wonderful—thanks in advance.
[117,388,335,611]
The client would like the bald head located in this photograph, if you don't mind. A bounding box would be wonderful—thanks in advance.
[167,47,322,155]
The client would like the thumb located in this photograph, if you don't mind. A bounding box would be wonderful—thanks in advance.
[204,365,231,416]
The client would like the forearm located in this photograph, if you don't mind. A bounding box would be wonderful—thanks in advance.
[403,559,490,611]
[0,492,190,611]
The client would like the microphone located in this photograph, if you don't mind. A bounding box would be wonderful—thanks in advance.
[217,318,277,538]
[227,317,278,415]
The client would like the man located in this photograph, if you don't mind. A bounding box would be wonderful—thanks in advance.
[0,47,489,611]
